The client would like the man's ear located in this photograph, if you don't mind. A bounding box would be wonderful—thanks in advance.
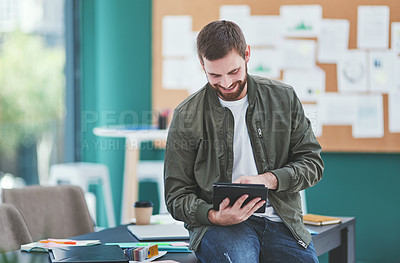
[245,45,250,63]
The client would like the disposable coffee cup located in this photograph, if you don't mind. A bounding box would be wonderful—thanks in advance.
[134,201,153,225]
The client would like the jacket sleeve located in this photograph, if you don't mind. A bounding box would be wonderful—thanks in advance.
[164,109,213,226]
[271,89,324,193]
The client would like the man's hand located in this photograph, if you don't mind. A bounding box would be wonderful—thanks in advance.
[233,172,278,190]
[208,194,266,226]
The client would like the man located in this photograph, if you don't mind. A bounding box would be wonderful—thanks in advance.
[164,20,324,262]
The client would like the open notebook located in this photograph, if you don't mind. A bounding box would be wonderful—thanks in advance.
[127,223,189,241]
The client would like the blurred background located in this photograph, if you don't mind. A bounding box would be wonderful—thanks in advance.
[0,1,399,262]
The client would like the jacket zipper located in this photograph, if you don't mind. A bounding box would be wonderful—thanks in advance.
[256,124,270,171]
[256,124,308,249]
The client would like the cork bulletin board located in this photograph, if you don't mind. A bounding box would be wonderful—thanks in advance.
[152,0,400,152]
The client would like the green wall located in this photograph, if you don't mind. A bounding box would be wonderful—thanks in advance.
[80,1,400,262]
[307,153,400,263]
[80,0,152,226]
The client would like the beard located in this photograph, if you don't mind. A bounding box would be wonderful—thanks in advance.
[210,64,248,101]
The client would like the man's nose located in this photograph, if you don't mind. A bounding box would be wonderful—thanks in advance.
[220,75,233,88]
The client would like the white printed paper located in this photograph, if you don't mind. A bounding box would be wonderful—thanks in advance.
[283,39,316,69]
[162,16,193,57]
[395,54,400,87]
[162,58,189,89]
[244,16,283,47]
[389,90,400,133]
[317,19,350,63]
[219,5,250,29]
[352,94,384,138]
[302,104,322,137]
[357,6,390,49]
[368,50,395,93]
[248,48,283,79]
[337,50,368,92]
[391,22,400,54]
[318,93,358,125]
[280,5,322,37]
[283,68,325,102]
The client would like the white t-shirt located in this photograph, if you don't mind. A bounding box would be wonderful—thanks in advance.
[219,95,282,222]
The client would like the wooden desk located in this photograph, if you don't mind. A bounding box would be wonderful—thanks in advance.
[93,126,168,224]
[6,217,355,262]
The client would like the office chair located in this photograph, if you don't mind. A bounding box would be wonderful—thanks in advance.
[2,185,94,241]
[0,203,33,252]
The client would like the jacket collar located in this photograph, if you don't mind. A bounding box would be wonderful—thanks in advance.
[206,74,257,108]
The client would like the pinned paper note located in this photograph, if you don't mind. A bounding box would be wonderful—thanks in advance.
[219,5,250,29]
[368,50,395,93]
[283,68,325,102]
[337,50,368,92]
[162,16,193,57]
[280,5,322,37]
[352,94,384,138]
[317,19,349,64]
[391,22,400,54]
[283,39,316,69]
[389,90,400,133]
[357,6,390,49]
[248,48,283,79]
[244,15,283,47]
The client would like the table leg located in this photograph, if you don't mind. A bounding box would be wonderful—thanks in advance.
[329,224,356,263]
[120,139,139,224]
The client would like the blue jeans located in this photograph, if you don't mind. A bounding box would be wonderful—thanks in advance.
[195,216,318,263]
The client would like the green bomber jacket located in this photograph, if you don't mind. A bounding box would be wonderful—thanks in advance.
[164,74,324,251]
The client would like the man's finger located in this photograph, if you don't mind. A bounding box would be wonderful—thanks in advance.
[219,197,230,210]
[248,200,266,215]
[232,194,249,209]
[241,197,261,212]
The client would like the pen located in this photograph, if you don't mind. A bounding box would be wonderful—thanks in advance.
[39,240,77,245]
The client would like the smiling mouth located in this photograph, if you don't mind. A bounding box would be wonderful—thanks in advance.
[220,82,238,91]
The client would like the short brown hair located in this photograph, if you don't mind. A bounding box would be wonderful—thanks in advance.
[197,20,247,63]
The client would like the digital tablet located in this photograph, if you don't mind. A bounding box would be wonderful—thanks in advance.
[212,182,268,213]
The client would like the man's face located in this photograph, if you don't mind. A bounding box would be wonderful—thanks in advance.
[202,47,250,101]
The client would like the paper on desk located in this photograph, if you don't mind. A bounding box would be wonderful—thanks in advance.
[107,242,191,253]
[20,239,101,252]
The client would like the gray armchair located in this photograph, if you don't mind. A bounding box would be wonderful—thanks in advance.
[0,203,33,252]
[2,185,94,241]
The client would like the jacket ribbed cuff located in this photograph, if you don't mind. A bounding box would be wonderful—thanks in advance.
[195,203,213,226]
[270,167,292,192]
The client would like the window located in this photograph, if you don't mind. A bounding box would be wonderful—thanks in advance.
[0,0,66,186]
